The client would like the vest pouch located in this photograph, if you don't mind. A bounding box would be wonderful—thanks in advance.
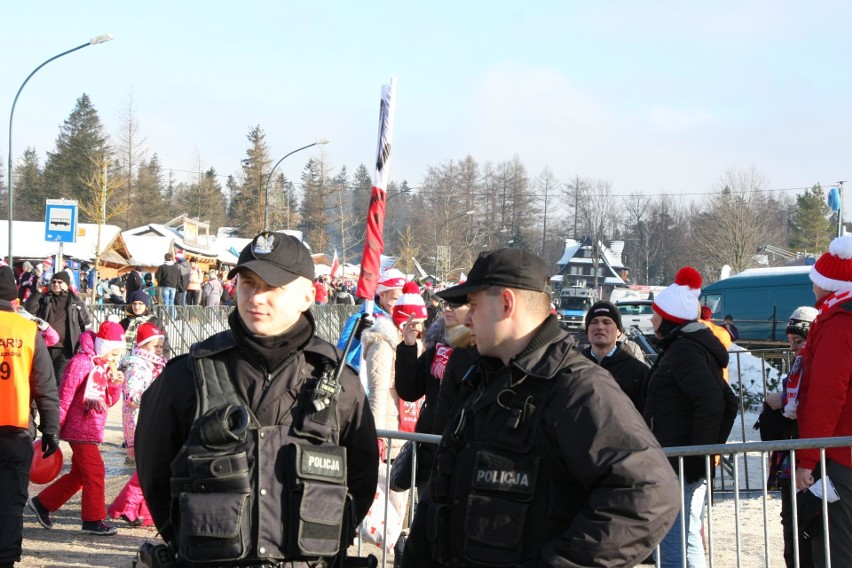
[177,491,251,563]
[463,450,539,566]
[185,451,251,493]
[286,444,348,557]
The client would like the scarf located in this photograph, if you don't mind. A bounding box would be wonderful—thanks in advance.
[129,344,167,377]
[228,309,313,372]
[83,357,115,413]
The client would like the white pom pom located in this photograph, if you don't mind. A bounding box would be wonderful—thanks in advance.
[829,235,852,260]
[107,314,121,323]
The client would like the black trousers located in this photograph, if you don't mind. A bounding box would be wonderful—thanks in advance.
[780,480,814,568]
[48,348,69,387]
[0,429,34,564]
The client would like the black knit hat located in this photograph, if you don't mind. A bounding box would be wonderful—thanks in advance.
[51,271,71,286]
[585,301,623,332]
[0,266,16,301]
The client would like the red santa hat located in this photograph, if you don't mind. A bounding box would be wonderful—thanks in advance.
[95,316,126,356]
[136,322,165,347]
[810,235,852,294]
[376,268,406,293]
[652,267,702,324]
[392,281,428,328]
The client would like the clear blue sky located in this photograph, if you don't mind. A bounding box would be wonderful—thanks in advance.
[4,1,851,219]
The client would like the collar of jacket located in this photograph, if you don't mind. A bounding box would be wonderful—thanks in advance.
[191,309,342,367]
[481,314,579,381]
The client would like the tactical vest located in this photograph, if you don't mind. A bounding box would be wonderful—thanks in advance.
[169,333,349,566]
[0,312,37,428]
[426,355,595,567]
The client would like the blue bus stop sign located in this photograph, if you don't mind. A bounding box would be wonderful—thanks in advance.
[45,199,78,243]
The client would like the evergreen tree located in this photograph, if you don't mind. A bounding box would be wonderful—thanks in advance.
[42,94,110,212]
[229,125,271,236]
[129,154,167,226]
[14,148,44,221]
[298,158,332,254]
[790,184,833,253]
[173,168,228,231]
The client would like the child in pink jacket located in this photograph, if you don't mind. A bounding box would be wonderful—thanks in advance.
[28,318,126,536]
[107,322,166,527]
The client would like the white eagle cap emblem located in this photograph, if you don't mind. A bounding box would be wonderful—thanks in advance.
[252,233,276,255]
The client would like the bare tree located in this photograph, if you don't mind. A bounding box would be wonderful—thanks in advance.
[115,93,146,227]
[691,167,785,274]
[577,179,617,289]
[623,192,656,284]
[78,153,129,303]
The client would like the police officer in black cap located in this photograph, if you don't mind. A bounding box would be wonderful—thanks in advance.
[402,248,679,567]
[136,232,379,567]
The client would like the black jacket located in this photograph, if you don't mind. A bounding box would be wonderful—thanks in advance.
[124,270,143,302]
[35,290,91,355]
[583,344,649,411]
[403,315,680,567]
[395,321,478,483]
[135,311,379,545]
[155,262,181,289]
[643,321,738,481]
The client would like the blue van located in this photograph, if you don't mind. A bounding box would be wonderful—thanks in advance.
[699,266,814,341]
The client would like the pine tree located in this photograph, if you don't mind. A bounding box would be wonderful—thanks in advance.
[42,94,110,213]
[298,157,334,254]
[790,184,833,253]
[13,148,44,221]
[173,168,227,231]
[129,154,167,226]
[229,126,271,236]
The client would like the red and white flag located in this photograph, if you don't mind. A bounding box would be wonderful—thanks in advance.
[330,250,340,279]
[356,77,397,311]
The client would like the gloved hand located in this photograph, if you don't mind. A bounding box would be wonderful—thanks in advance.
[41,433,60,458]
[33,317,49,332]
[378,438,388,463]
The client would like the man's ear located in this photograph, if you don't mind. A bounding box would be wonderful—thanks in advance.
[501,288,517,318]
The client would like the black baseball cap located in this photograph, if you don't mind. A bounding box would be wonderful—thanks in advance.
[228,232,315,287]
[585,301,623,332]
[436,248,550,304]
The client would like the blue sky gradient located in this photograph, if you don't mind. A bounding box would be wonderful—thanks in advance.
[4,1,851,219]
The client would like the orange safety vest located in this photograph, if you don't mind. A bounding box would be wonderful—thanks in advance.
[0,311,37,428]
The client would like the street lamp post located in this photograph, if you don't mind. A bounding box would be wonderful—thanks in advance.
[435,210,474,282]
[7,34,114,267]
[263,139,330,231]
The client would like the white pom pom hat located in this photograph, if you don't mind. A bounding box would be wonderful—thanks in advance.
[810,235,852,294]
[95,315,126,356]
[652,267,703,324]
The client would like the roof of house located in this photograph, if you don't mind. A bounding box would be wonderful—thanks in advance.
[0,220,125,265]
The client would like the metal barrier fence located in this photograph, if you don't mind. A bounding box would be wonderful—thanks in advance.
[87,303,360,354]
[372,430,852,568]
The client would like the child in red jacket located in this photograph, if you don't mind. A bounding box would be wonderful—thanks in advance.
[28,318,126,536]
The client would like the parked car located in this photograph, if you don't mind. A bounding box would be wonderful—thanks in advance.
[615,299,655,335]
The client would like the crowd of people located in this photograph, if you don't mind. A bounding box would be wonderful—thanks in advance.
[0,234,850,567]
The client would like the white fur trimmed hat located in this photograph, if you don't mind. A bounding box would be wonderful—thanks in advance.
[652,267,702,324]
[95,316,126,356]
[136,322,165,347]
[810,235,852,294]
